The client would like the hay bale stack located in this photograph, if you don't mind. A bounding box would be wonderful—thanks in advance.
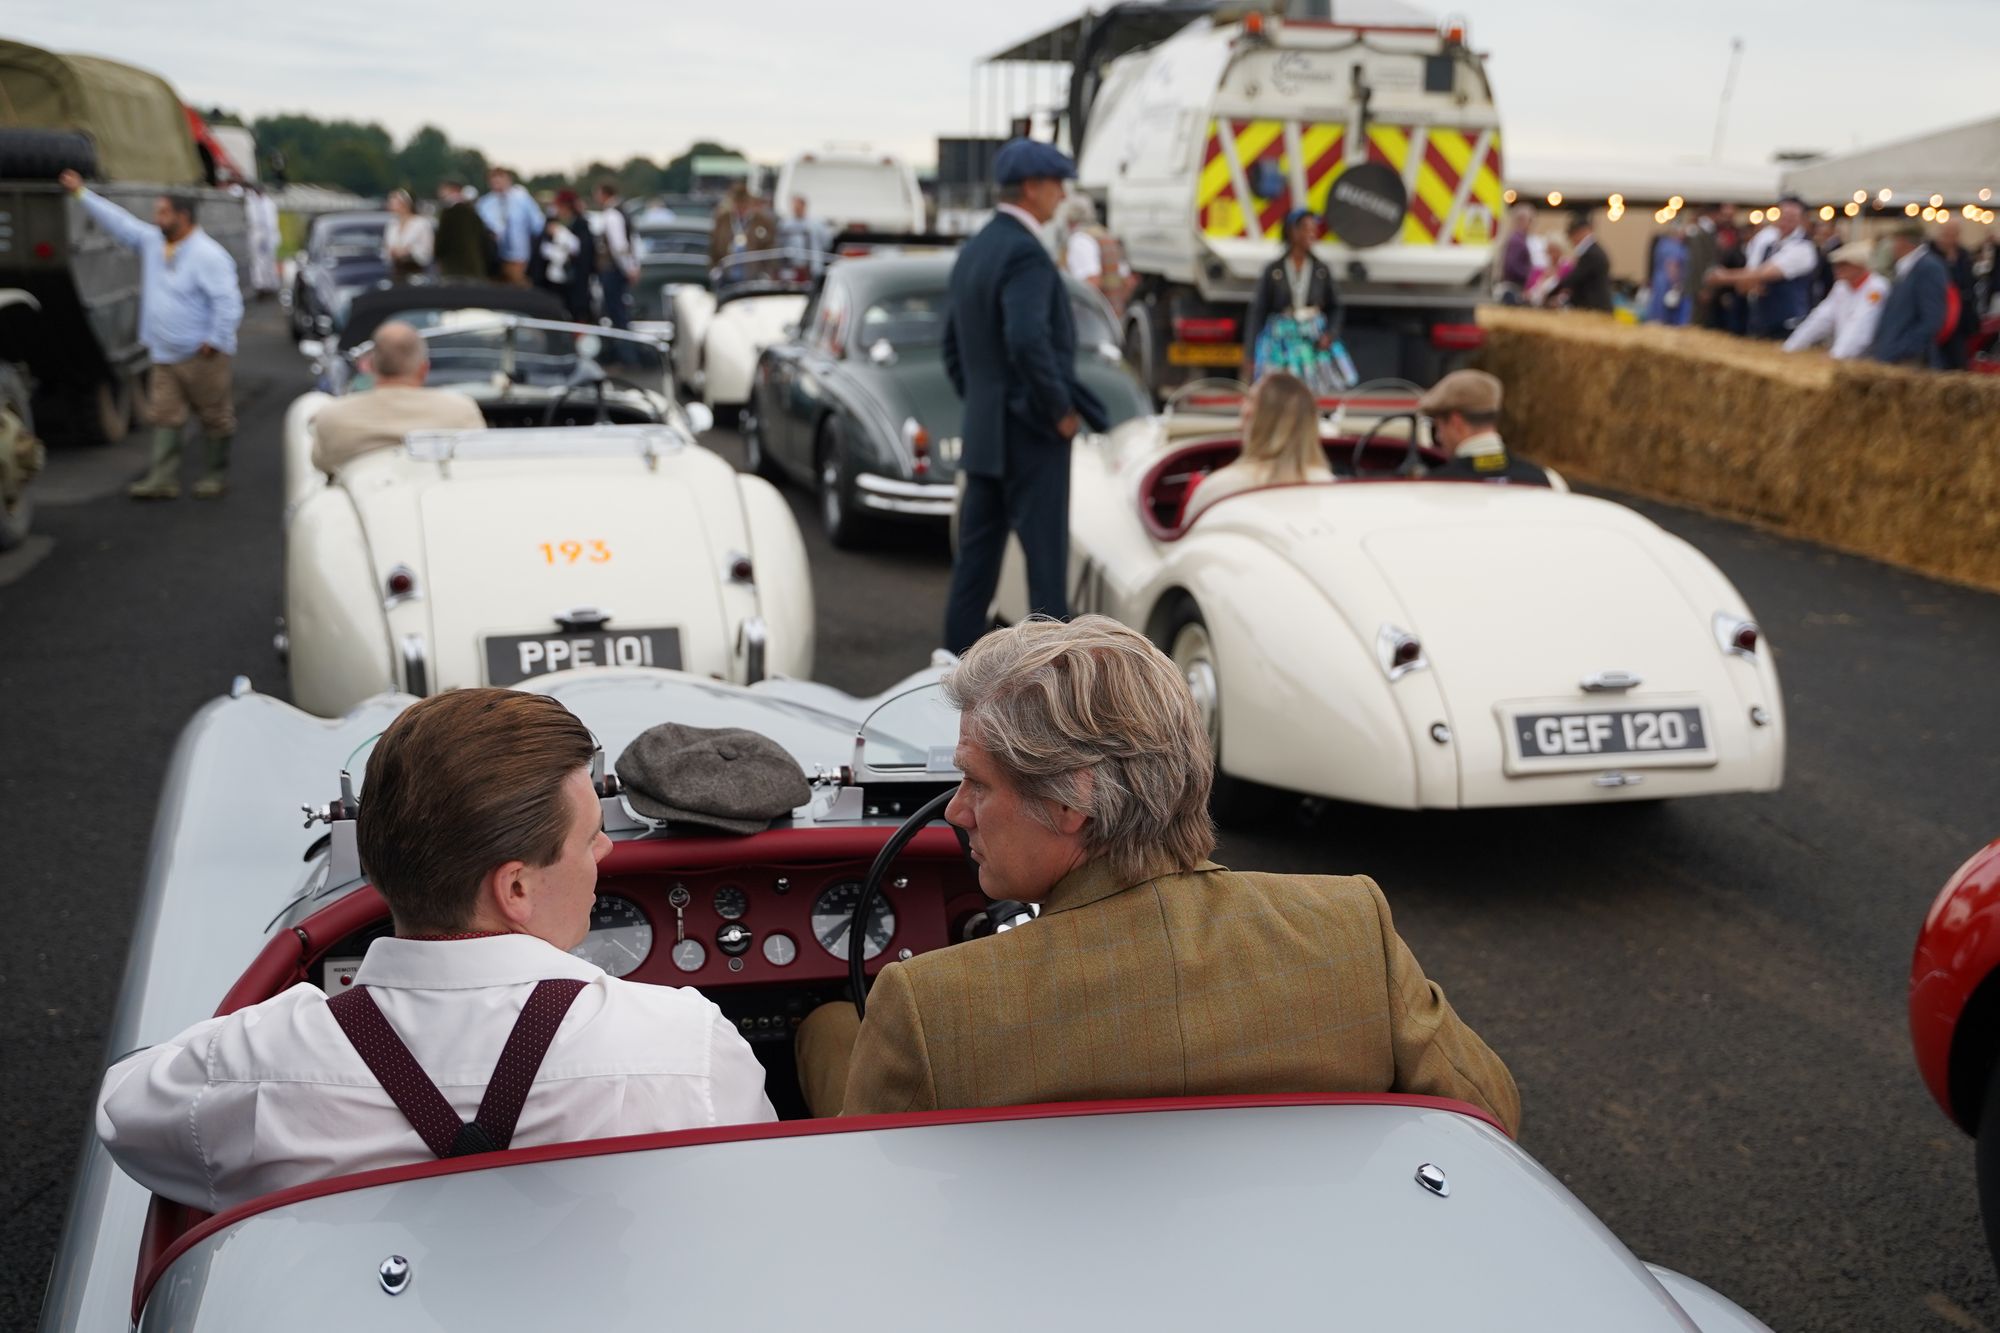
[1475,308,2000,593]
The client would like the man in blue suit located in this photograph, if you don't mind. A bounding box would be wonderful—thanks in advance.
[941,139,1109,655]
[1871,224,1951,368]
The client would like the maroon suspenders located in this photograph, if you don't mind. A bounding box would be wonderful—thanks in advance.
[327,978,587,1159]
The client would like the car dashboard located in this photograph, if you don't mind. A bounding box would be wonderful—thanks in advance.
[314,840,985,1117]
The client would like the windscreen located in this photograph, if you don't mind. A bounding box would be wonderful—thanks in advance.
[857,292,947,350]
[350,315,667,390]
[858,682,960,776]
[321,222,386,257]
[638,227,707,258]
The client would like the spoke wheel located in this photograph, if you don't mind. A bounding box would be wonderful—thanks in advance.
[1163,600,1257,824]
[815,421,871,549]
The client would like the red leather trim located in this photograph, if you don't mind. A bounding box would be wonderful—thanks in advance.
[136,1092,1502,1315]
[1911,837,2000,1126]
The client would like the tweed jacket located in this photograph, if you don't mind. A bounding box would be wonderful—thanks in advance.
[837,858,1520,1134]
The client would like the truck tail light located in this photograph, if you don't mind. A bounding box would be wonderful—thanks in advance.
[1430,323,1484,350]
[1174,316,1237,344]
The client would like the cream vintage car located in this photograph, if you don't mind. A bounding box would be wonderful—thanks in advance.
[997,386,1786,813]
[669,249,818,417]
[279,301,812,718]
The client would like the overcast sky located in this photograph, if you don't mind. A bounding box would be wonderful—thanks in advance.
[11,0,1996,173]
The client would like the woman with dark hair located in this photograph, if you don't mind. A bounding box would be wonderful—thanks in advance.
[384,189,434,282]
[537,190,597,322]
[1242,209,1351,392]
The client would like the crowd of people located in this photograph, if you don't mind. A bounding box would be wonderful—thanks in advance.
[1499,197,1997,370]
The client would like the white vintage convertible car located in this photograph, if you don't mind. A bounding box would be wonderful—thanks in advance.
[998,387,1786,811]
[45,671,1771,1332]
[280,304,812,718]
[670,250,820,416]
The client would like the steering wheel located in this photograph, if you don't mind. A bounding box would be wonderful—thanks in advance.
[848,789,953,1017]
[846,788,1031,1018]
[1350,412,1425,478]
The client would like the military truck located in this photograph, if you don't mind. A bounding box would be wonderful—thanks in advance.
[0,40,249,444]
[1045,0,1503,392]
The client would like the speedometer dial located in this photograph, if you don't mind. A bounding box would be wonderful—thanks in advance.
[570,895,654,978]
[811,879,896,961]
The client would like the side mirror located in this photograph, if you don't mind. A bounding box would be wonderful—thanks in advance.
[684,402,715,436]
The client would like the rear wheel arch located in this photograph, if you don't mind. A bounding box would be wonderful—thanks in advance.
[1951,967,2000,1131]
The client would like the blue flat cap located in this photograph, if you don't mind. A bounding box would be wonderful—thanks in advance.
[994,137,1076,185]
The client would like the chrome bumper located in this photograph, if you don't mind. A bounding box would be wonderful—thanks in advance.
[855,472,955,517]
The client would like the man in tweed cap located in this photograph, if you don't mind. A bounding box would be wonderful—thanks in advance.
[796,616,1519,1132]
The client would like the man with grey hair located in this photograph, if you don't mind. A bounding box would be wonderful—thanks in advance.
[309,321,485,475]
[796,615,1520,1133]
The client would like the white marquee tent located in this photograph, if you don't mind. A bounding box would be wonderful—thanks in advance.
[1781,115,2000,206]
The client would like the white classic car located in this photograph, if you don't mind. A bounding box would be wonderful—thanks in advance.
[670,250,820,417]
[280,305,813,718]
[998,388,1786,812]
[48,671,1771,1332]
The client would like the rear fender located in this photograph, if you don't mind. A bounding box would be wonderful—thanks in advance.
[1913,838,2000,1130]
[737,474,815,678]
[285,487,394,716]
[1152,537,1432,808]
[280,390,332,522]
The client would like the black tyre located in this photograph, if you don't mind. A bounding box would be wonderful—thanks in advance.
[289,285,312,343]
[740,396,780,482]
[1159,598,1260,824]
[1977,1059,2000,1279]
[0,128,98,180]
[815,419,872,550]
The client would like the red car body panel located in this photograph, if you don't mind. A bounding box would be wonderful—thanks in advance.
[1912,838,2000,1129]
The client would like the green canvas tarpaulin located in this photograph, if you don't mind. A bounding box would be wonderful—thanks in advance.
[0,39,203,183]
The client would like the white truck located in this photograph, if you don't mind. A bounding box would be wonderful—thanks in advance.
[1066,1,1503,393]
[773,146,927,234]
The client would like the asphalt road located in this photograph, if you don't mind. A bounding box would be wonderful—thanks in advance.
[3,307,1996,1330]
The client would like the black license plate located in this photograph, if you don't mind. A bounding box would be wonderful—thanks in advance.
[1509,705,1712,767]
[483,627,683,685]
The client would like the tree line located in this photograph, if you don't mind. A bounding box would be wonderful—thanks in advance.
[207,110,742,200]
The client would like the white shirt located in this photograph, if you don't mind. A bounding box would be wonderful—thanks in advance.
[1455,429,1507,460]
[994,202,1045,240]
[96,933,775,1212]
[1182,459,1334,524]
[1744,225,1817,281]
[591,205,636,277]
[1783,272,1891,359]
[1065,230,1103,281]
[1895,243,1928,279]
[540,223,580,283]
[386,214,435,268]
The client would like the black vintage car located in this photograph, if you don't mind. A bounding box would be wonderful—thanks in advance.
[632,211,713,319]
[288,210,392,343]
[743,253,1151,548]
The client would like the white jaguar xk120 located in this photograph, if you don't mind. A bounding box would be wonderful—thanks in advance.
[998,389,1786,811]
[281,308,813,718]
[670,250,818,416]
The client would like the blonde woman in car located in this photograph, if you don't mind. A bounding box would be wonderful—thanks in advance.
[1180,371,1331,525]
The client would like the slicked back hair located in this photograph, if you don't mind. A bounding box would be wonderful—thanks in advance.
[944,615,1216,882]
[357,689,595,933]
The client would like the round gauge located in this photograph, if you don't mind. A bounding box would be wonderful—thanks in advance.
[570,896,654,978]
[762,932,798,967]
[671,939,707,973]
[713,885,748,921]
[811,880,896,962]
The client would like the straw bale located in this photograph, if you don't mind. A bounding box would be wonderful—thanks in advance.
[1474,308,2000,593]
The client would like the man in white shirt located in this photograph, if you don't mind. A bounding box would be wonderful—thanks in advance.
[1707,196,1818,338]
[97,688,775,1213]
[1783,242,1890,361]
[309,321,486,475]
[776,195,833,277]
[591,181,640,329]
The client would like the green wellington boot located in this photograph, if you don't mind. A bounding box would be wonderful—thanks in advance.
[127,427,183,500]
[191,432,232,499]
